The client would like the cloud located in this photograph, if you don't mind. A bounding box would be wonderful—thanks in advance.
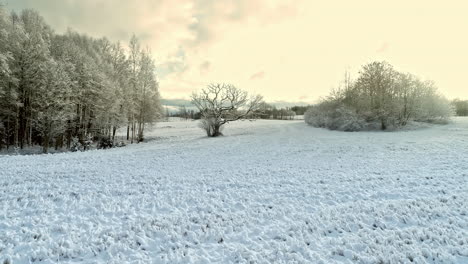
[199,61,211,74]
[249,71,265,80]
[6,0,302,100]
[6,0,197,56]
[6,0,468,101]
[186,0,300,47]
[158,47,189,78]
[376,42,390,53]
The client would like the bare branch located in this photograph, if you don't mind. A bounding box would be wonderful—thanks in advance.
[191,83,263,136]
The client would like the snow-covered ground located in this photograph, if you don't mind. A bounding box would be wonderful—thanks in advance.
[1,118,467,263]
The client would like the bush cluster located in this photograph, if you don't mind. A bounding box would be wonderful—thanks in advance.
[305,62,453,131]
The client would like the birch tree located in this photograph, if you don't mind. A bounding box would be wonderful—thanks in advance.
[34,60,73,153]
[0,6,162,152]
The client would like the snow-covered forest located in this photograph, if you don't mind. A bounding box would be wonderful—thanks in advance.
[0,8,162,153]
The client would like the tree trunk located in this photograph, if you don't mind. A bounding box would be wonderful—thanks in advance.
[131,118,135,144]
[55,135,63,150]
[19,104,25,149]
[28,123,32,146]
[381,119,387,130]
[66,123,72,149]
[209,123,222,137]
[6,116,10,150]
[126,123,130,140]
[112,126,117,141]
[15,105,19,148]
[43,133,49,153]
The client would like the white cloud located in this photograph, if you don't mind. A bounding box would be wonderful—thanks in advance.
[7,0,468,101]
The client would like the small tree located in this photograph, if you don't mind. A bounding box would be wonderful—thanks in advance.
[191,83,263,137]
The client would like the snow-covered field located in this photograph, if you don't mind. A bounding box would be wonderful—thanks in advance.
[1,118,467,263]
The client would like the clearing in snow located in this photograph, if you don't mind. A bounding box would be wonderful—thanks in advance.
[1,118,467,263]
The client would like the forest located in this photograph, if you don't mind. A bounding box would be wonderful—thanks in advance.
[0,7,162,153]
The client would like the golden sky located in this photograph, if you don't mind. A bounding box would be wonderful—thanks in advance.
[8,0,468,103]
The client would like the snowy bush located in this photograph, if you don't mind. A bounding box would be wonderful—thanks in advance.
[70,137,82,152]
[83,135,93,151]
[305,101,365,131]
[452,99,468,116]
[115,141,126,147]
[333,106,366,131]
[415,94,454,123]
[304,103,330,128]
[97,137,113,149]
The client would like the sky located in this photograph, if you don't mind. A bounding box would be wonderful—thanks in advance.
[4,0,468,103]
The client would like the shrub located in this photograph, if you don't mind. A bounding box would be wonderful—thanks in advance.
[70,137,82,152]
[305,101,365,131]
[97,137,113,149]
[115,141,126,147]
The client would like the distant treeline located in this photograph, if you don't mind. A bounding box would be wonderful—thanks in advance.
[170,104,308,121]
[0,8,162,153]
[305,61,453,131]
[452,99,468,116]
[256,104,307,120]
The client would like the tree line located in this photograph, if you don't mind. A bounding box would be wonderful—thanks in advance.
[305,61,453,131]
[0,8,162,153]
[451,99,468,116]
[170,104,307,121]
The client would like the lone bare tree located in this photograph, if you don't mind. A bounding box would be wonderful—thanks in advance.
[191,83,263,137]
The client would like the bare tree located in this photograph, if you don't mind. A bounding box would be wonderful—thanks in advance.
[191,83,263,137]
